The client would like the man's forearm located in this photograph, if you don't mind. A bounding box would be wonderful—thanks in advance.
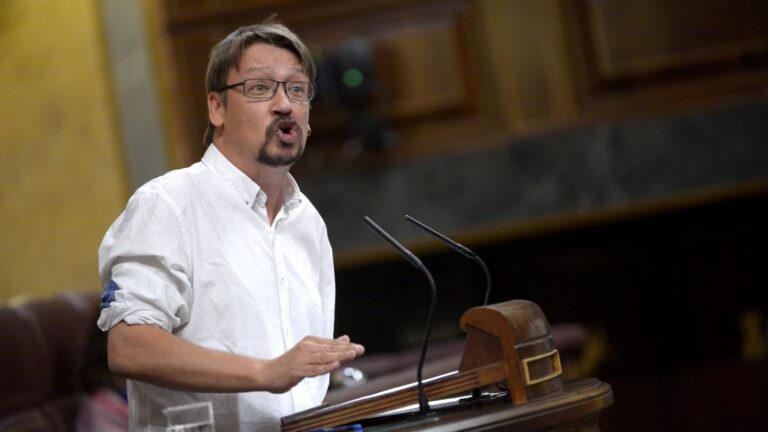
[107,322,364,394]
[107,322,267,392]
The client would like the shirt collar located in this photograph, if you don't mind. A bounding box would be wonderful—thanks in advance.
[201,144,302,209]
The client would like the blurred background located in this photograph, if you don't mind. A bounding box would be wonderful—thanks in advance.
[1,0,767,430]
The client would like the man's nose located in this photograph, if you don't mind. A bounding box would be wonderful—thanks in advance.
[271,83,293,114]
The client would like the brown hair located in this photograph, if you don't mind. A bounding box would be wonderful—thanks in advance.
[203,17,316,146]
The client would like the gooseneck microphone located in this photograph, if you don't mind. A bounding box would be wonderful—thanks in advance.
[405,215,492,305]
[405,215,496,403]
[363,216,436,416]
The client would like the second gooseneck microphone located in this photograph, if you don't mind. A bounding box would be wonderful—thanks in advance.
[405,214,494,403]
[363,216,436,416]
[405,215,492,305]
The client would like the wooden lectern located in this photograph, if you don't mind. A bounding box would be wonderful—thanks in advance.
[282,300,613,431]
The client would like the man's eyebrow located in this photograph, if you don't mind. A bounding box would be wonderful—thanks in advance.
[244,66,272,74]
[244,65,307,77]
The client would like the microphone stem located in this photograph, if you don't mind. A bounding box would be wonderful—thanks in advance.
[416,267,437,415]
[474,256,492,306]
[362,216,437,416]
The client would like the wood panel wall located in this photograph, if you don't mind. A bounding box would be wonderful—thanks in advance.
[561,0,768,116]
[152,0,768,173]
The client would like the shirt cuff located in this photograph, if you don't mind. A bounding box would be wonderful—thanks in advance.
[97,304,176,333]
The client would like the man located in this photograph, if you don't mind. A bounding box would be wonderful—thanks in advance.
[97,19,364,431]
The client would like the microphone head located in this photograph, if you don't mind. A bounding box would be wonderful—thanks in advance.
[405,215,476,258]
[363,216,424,269]
[404,214,492,306]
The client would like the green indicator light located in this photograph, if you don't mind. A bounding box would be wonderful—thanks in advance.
[342,68,364,88]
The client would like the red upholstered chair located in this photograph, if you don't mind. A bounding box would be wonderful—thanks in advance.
[0,306,54,429]
[18,293,100,432]
[0,291,101,432]
[0,409,55,432]
[18,297,93,398]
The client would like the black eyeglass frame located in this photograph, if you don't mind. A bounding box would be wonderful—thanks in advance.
[214,79,316,102]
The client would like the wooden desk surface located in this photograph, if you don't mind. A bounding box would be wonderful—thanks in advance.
[356,379,613,432]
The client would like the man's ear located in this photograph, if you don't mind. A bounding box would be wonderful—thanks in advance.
[208,92,225,127]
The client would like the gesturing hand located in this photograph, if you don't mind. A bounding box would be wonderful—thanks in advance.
[263,335,364,393]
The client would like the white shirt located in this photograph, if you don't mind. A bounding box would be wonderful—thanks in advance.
[97,145,336,431]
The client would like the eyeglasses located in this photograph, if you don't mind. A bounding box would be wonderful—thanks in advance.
[215,79,316,102]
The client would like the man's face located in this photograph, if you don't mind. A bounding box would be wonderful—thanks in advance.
[209,43,310,172]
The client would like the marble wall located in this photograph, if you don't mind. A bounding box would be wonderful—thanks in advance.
[302,98,768,255]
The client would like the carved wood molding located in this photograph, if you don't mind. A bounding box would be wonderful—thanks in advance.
[563,0,768,93]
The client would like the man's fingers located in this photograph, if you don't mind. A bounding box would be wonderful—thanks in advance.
[333,341,364,356]
[290,336,365,371]
[324,342,363,353]
[309,347,356,365]
[300,360,340,377]
[304,340,363,356]
[311,345,363,364]
[303,335,363,354]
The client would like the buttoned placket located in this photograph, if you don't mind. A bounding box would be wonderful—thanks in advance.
[272,220,292,351]
[272,200,305,411]
[251,191,294,351]
[252,191,309,411]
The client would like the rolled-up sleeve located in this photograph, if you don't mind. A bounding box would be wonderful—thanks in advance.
[97,188,192,333]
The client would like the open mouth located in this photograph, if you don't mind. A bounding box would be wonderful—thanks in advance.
[274,119,299,144]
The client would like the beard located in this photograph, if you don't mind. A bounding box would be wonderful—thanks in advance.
[256,119,305,167]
